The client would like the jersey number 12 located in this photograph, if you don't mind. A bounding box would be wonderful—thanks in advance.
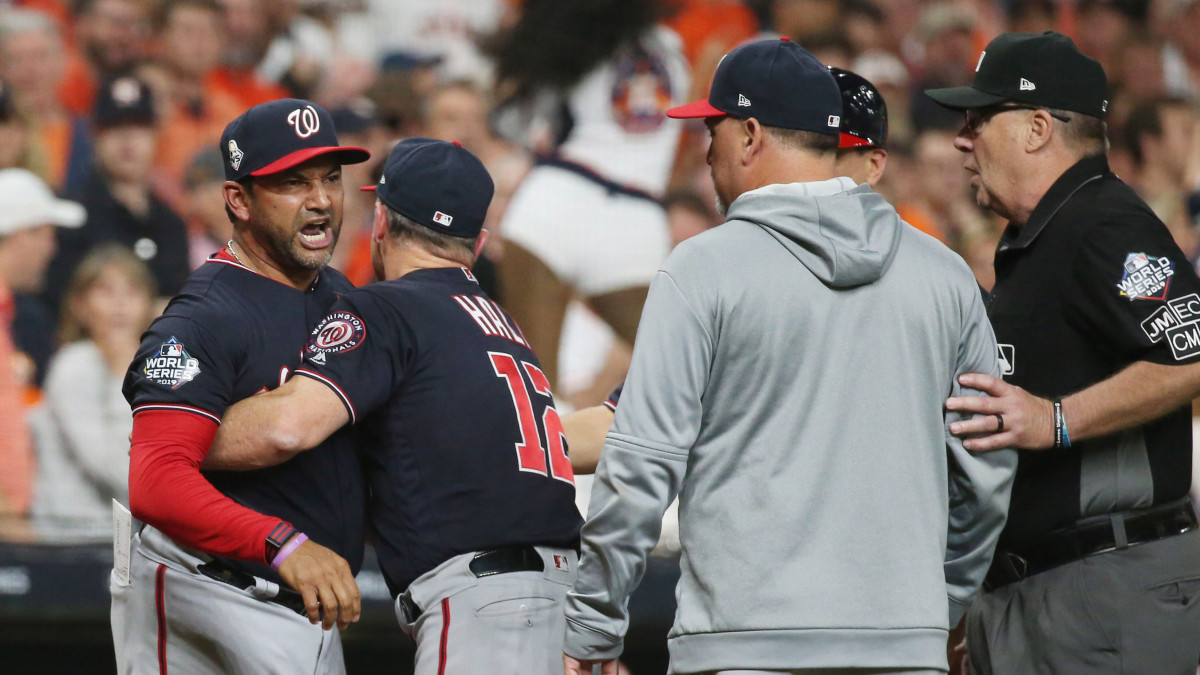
[489,352,575,485]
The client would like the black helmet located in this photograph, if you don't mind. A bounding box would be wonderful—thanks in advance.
[829,66,888,149]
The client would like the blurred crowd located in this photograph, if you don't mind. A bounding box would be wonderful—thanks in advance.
[0,0,1198,541]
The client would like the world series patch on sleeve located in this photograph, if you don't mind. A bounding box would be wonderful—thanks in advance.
[1117,252,1174,302]
[143,337,201,388]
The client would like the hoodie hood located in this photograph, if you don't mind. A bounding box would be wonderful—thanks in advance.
[725,178,902,288]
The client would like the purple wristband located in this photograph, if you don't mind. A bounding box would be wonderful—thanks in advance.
[270,533,308,570]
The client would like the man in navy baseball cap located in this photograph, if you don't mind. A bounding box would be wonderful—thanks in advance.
[221,98,370,182]
[667,37,842,134]
[362,137,494,279]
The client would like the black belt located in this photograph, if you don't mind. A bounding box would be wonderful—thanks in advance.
[537,156,663,206]
[984,500,1199,591]
[400,546,545,621]
[197,562,308,617]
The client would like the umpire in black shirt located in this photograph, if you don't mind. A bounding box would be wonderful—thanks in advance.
[929,32,1200,674]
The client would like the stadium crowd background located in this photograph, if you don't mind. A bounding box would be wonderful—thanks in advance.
[0,0,1197,634]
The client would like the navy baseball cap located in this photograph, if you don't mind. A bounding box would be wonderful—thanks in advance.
[94,75,156,127]
[220,98,371,182]
[925,32,1108,117]
[362,138,494,239]
[667,38,842,135]
[830,67,888,149]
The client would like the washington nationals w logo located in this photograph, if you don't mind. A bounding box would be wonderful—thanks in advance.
[287,105,321,138]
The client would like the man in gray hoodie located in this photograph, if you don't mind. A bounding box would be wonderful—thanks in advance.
[562,38,1018,675]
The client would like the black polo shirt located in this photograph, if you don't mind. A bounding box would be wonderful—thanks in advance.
[989,154,1200,548]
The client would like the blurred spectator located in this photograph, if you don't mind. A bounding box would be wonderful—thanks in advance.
[665,188,721,248]
[46,76,190,312]
[0,81,41,175]
[351,0,504,85]
[210,0,292,109]
[1006,0,1058,33]
[909,3,980,133]
[1124,96,1200,254]
[489,0,688,388]
[328,100,396,286]
[770,0,840,43]
[367,53,440,139]
[0,8,92,192]
[843,0,888,55]
[896,128,1000,286]
[1159,0,1200,96]
[254,0,338,100]
[144,0,244,200]
[31,245,154,540]
[0,168,85,519]
[60,0,152,115]
[666,0,759,68]
[182,146,231,268]
[1111,29,1169,104]
[1074,0,1139,79]
[424,80,532,260]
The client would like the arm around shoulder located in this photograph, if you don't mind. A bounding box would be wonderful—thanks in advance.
[203,375,350,471]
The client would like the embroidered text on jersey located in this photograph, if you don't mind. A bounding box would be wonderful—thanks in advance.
[143,337,201,389]
[306,311,367,355]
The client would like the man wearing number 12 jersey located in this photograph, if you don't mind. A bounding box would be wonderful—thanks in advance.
[205,138,581,674]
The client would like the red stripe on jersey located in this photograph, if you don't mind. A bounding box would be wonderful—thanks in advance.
[156,564,168,675]
[133,403,222,425]
[293,369,357,424]
[129,409,288,563]
[438,598,451,675]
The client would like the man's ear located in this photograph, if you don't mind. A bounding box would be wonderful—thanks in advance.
[372,200,389,242]
[1026,110,1056,153]
[474,229,490,260]
[743,117,766,165]
[224,181,251,222]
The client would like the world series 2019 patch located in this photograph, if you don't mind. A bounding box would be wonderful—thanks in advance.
[143,337,201,389]
[1117,252,1174,301]
[306,311,366,356]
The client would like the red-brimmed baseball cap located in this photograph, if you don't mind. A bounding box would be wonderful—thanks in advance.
[220,98,370,181]
[666,38,842,135]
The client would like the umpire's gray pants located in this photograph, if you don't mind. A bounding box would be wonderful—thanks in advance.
[966,528,1200,675]
[396,545,577,675]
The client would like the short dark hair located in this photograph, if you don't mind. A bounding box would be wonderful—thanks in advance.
[764,125,840,154]
[1048,107,1107,157]
[385,207,477,266]
[1124,96,1193,165]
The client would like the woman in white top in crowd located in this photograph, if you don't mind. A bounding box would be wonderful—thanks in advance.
[32,244,155,540]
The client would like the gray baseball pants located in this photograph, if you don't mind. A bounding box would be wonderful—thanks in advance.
[396,545,577,675]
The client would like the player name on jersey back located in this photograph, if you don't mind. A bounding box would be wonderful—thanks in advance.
[452,294,530,348]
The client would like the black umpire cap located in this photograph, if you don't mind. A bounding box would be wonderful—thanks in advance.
[830,67,888,149]
[220,99,371,182]
[925,31,1108,118]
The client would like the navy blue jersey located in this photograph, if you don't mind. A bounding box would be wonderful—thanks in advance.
[122,251,366,582]
[294,266,582,594]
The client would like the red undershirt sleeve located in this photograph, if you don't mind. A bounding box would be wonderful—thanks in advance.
[128,409,289,564]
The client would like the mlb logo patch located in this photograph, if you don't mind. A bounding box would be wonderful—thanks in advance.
[553,554,570,571]
[160,341,184,357]
[433,211,453,227]
[827,115,841,127]
[997,344,1015,375]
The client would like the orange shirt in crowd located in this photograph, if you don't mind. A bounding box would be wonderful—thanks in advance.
[896,203,949,243]
[667,0,759,66]
[210,67,291,111]
[0,282,34,517]
[155,85,244,203]
[38,116,75,191]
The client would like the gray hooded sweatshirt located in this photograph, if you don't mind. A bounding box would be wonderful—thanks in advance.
[563,178,1017,672]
